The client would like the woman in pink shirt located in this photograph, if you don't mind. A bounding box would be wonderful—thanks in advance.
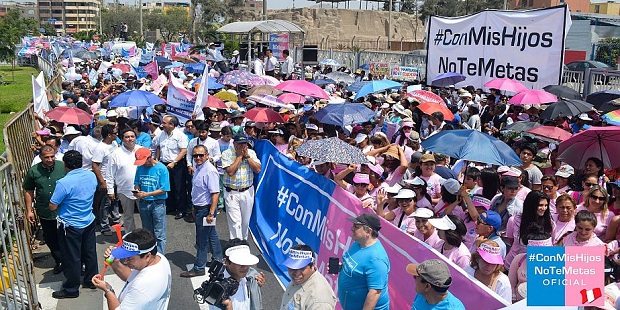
[430,215,471,269]
[577,185,613,240]
[553,194,577,244]
[409,207,442,249]
[561,210,605,246]
[377,189,416,234]
[541,175,559,218]
[569,173,598,205]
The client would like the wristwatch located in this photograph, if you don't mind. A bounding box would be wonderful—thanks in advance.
[104,286,115,294]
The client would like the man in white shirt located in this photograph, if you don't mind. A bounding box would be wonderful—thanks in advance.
[280,49,294,80]
[186,122,221,175]
[264,49,278,77]
[253,53,265,76]
[68,125,101,170]
[105,128,143,233]
[92,124,120,236]
[152,115,189,221]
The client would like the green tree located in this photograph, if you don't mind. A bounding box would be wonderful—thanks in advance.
[146,8,190,43]
[40,22,58,36]
[0,10,37,79]
[595,38,620,66]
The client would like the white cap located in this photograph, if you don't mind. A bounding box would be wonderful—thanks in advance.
[428,216,457,230]
[355,133,368,144]
[268,129,283,135]
[385,184,402,194]
[578,113,592,121]
[408,208,434,218]
[403,176,425,186]
[393,189,416,199]
[225,245,259,266]
[306,124,319,131]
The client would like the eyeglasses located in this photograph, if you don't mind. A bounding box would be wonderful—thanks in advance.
[353,183,368,187]
[397,198,413,203]
[192,154,206,158]
[542,185,555,190]
[584,182,597,187]
[476,216,490,226]
[590,195,606,201]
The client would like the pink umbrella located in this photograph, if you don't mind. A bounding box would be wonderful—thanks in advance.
[508,89,557,105]
[524,126,572,143]
[247,94,294,109]
[244,107,285,123]
[260,75,281,86]
[274,80,330,100]
[278,93,306,104]
[484,78,527,93]
[557,126,620,169]
[407,90,445,106]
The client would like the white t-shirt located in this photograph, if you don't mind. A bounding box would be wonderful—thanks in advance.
[117,253,171,310]
[465,265,512,303]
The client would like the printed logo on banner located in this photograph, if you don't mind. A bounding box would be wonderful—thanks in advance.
[527,246,604,306]
[268,33,289,61]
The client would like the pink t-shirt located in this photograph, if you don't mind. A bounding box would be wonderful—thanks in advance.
[385,167,405,187]
[562,231,605,247]
[414,229,442,249]
[434,240,472,269]
[416,197,433,209]
[515,186,531,203]
[576,205,614,240]
[505,214,556,269]
[553,219,576,244]
[421,173,444,200]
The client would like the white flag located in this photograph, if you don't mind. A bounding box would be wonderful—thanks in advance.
[193,64,209,120]
[32,72,49,119]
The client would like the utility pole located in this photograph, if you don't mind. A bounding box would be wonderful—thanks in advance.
[262,0,267,21]
[388,0,392,51]
[99,0,102,35]
[139,0,143,38]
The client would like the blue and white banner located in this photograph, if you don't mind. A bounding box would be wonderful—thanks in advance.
[166,73,195,123]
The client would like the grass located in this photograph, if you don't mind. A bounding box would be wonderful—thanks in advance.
[0,65,38,154]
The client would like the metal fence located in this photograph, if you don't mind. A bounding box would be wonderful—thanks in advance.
[591,41,620,67]
[583,68,620,95]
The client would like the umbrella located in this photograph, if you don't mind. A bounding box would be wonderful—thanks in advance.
[218,70,264,87]
[214,91,238,102]
[416,102,454,121]
[602,110,620,126]
[420,129,522,166]
[557,127,620,169]
[275,80,330,100]
[78,51,98,60]
[359,63,370,70]
[407,90,445,105]
[595,98,620,113]
[540,99,594,120]
[313,78,337,86]
[46,107,93,125]
[111,63,131,73]
[501,121,542,133]
[247,94,293,109]
[278,93,306,104]
[431,72,466,87]
[543,85,582,100]
[247,85,282,96]
[353,80,402,99]
[109,90,164,107]
[347,81,370,93]
[61,47,88,58]
[260,75,281,86]
[484,78,527,93]
[205,96,228,109]
[296,137,368,164]
[184,63,205,74]
[154,56,172,68]
[326,72,355,84]
[173,55,197,63]
[320,59,341,66]
[313,103,376,126]
[508,90,557,105]
[244,107,285,123]
[164,61,184,69]
[523,126,572,143]
[194,76,224,89]
[585,90,620,108]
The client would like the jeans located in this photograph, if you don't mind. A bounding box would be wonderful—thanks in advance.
[139,199,167,254]
[58,221,98,294]
[192,206,222,272]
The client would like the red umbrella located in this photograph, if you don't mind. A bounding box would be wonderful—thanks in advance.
[407,90,445,105]
[484,78,527,93]
[274,80,329,100]
[244,107,285,123]
[111,63,131,73]
[205,96,227,109]
[524,126,572,143]
[416,102,454,121]
[45,107,93,125]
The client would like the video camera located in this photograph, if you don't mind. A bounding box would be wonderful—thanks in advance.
[193,260,240,306]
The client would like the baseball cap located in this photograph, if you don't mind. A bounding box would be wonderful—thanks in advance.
[282,249,314,269]
[348,213,382,232]
[420,154,435,163]
[479,210,502,231]
[555,164,575,178]
[406,259,452,288]
[244,121,255,128]
[233,135,249,144]
[408,207,434,219]
[393,189,416,199]
[477,242,504,265]
[504,167,522,178]
[225,245,259,266]
[134,148,151,165]
[428,216,456,231]
[352,173,370,184]
[110,238,157,259]
[305,123,319,131]
[62,126,82,137]
[441,179,460,195]
[268,129,284,135]
[501,176,520,189]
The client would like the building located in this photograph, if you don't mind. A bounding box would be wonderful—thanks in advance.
[508,0,590,13]
[0,1,37,19]
[226,0,262,17]
[591,0,620,14]
[142,0,188,11]
[37,0,101,33]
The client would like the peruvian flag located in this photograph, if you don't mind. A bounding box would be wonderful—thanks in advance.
[580,288,603,304]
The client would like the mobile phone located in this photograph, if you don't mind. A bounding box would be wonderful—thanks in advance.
[131,190,139,194]
[328,257,340,274]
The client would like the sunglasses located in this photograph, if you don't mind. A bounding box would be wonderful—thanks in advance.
[590,195,606,201]
[397,198,413,203]
[353,183,368,187]
[192,154,206,158]
[542,185,555,190]
[584,182,597,187]
[476,216,490,226]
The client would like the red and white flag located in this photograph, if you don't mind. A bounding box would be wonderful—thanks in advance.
[581,288,603,304]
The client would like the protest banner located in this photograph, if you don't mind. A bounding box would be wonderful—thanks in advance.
[31,72,49,119]
[269,33,289,61]
[426,5,571,89]
[391,66,419,82]
[166,73,195,123]
[369,62,390,77]
[250,140,510,309]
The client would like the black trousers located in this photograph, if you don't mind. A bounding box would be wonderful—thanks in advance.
[40,218,61,265]
[58,221,98,294]
[164,158,188,215]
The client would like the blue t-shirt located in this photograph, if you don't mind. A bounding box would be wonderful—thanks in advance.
[134,162,170,200]
[412,291,465,310]
[136,132,152,148]
[50,168,97,229]
[338,241,390,310]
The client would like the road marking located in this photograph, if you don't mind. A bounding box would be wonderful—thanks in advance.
[36,281,62,310]
[185,264,212,310]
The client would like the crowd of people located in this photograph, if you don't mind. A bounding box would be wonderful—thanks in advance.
[21,43,620,309]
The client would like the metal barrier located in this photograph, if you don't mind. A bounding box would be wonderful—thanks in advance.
[583,68,620,96]
[0,103,39,309]
[561,70,584,95]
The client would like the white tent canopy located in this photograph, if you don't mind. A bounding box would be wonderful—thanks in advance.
[217,20,305,34]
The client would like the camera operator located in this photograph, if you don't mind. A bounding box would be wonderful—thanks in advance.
[217,238,265,310]
[91,229,172,310]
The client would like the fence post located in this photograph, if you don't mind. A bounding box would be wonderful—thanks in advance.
[355,51,361,70]
[590,43,596,61]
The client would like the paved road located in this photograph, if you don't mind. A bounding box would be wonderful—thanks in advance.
[32,211,285,310]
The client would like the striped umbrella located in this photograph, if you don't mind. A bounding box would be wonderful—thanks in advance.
[247,94,294,109]
[217,70,264,87]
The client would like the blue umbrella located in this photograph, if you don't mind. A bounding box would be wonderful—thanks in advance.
[421,129,522,166]
[359,63,370,70]
[109,90,164,107]
[313,103,375,126]
[184,62,206,74]
[154,56,172,67]
[164,61,184,69]
[353,80,402,100]
[193,76,224,89]
[312,78,337,86]
[347,81,370,93]
[431,72,466,87]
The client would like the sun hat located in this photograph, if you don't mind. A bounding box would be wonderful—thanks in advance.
[282,249,314,269]
[348,213,381,231]
[477,242,504,265]
[110,237,157,259]
[441,179,460,195]
[134,148,151,165]
[404,176,426,186]
[393,189,416,199]
[353,173,370,184]
[406,259,452,288]
[209,122,222,132]
[428,216,456,231]
[408,132,421,143]
[383,146,400,160]
[226,245,259,266]
[408,207,434,219]
[62,126,82,137]
[555,164,574,178]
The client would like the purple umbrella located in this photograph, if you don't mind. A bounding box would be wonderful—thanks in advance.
[217,70,264,87]
[431,72,466,87]
[247,94,294,109]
